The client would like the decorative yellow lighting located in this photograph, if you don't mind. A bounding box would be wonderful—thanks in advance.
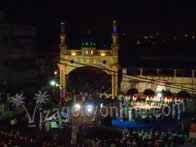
[71,52,77,56]
[54,71,58,75]
[156,86,164,92]
[112,65,117,70]
[100,52,106,56]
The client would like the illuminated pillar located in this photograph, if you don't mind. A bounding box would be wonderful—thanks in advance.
[174,69,176,77]
[192,70,195,78]
[58,64,66,99]
[112,65,118,97]
[112,73,115,97]
[156,68,160,74]
[140,67,143,76]
[115,72,118,96]
[192,70,194,94]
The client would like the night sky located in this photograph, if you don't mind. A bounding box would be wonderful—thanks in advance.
[1,0,196,67]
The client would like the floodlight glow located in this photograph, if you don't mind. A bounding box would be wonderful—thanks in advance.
[73,104,81,111]
[157,92,162,98]
[50,80,56,86]
[86,104,93,113]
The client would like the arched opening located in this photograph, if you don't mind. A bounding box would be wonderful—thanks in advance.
[177,91,190,98]
[67,66,111,94]
[127,88,138,95]
[161,90,172,97]
[143,89,155,96]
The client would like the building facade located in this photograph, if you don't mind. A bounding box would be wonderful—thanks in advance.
[58,21,119,97]
[121,67,196,96]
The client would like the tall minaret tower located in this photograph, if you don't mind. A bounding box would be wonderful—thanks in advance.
[111,19,119,97]
[58,22,67,101]
[111,19,119,58]
[59,22,67,51]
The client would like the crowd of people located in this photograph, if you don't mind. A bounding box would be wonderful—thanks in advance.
[0,126,193,147]
[117,128,187,147]
[0,126,71,147]
[78,127,189,146]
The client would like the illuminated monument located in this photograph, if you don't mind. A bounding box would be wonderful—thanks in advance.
[58,20,119,98]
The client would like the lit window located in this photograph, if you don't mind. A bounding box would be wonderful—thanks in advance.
[85,50,89,54]
[100,52,106,56]
[91,50,93,54]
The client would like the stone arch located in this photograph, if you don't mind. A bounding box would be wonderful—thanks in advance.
[161,90,172,97]
[177,90,190,98]
[65,64,112,76]
[127,88,139,95]
[143,89,155,96]
[66,66,111,93]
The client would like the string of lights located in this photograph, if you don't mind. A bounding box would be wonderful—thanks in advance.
[59,58,196,94]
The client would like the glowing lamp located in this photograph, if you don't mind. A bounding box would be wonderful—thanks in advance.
[157,92,162,98]
[71,52,77,56]
[86,104,93,113]
[54,71,58,75]
[73,103,81,111]
[50,80,56,86]
[100,52,106,56]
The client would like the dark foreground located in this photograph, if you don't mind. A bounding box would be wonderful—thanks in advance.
[0,123,192,147]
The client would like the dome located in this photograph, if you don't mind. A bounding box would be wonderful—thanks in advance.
[81,29,96,48]
[81,41,96,48]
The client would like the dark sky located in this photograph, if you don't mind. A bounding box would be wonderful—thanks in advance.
[1,0,196,67]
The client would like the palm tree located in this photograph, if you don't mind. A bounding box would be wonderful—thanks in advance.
[32,91,49,129]
[11,91,49,128]
[33,91,49,122]
[10,93,32,123]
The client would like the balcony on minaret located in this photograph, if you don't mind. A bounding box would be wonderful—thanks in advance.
[60,34,65,44]
[112,19,118,45]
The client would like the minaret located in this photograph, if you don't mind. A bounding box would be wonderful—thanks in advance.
[59,22,67,50]
[111,19,119,57]
[58,22,67,103]
[111,19,119,97]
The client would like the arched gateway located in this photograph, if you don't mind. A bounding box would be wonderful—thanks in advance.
[58,20,119,98]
